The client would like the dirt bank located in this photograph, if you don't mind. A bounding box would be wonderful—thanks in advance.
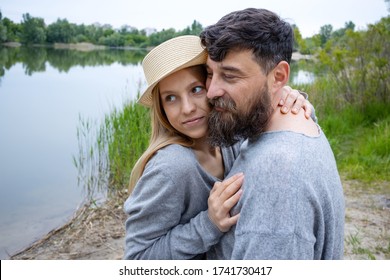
[9,179,390,260]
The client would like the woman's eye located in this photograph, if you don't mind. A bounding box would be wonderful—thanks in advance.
[192,86,205,94]
[165,95,176,102]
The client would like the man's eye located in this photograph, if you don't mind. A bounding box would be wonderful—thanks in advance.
[223,74,235,80]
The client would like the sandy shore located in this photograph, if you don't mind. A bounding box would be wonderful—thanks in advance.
[9,179,390,260]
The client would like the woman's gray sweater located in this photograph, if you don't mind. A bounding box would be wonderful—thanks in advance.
[123,144,240,259]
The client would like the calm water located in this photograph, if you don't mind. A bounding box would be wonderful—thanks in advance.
[0,46,146,259]
[0,46,313,259]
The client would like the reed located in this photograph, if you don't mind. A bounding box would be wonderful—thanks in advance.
[74,97,150,199]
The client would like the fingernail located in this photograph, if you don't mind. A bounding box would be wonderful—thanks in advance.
[282,106,288,113]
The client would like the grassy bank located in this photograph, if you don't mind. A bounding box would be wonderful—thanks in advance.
[294,74,390,182]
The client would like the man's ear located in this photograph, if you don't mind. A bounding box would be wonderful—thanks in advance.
[269,61,290,92]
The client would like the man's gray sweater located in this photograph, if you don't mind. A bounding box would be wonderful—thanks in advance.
[207,129,345,259]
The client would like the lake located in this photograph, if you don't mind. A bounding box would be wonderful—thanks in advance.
[0,46,313,259]
[0,46,147,259]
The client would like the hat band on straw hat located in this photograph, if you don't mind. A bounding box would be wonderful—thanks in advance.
[138,35,207,107]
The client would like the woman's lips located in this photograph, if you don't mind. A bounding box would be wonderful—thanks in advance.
[183,116,205,126]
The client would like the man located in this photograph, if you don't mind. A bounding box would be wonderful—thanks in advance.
[201,8,345,259]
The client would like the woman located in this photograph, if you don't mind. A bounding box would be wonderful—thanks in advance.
[124,35,311,259]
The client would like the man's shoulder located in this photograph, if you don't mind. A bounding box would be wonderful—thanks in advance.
[267,110,319,137]
[239,131,321,171]
[248,131,307,154]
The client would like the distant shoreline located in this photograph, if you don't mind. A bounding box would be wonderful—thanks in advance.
[53,42,106,51]
[2,42,308,57]
[1,42,149,51]
[1,42,22,47]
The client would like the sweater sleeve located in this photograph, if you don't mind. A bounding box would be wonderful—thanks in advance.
[123,150,223,260]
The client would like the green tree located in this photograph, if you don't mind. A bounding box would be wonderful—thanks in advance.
[148,28,177,46]
[319,24,333,46]
[179,20,203,35]
[127,34,147,47]
[20,13,46,44]
[292,24,303,51]
[84,24,104,44]
[47,19,76,43]
[332,21,355,39]
[99,32,125,47]
[317,16,390,105]
[2,17,21,42]
[0,11,7,42]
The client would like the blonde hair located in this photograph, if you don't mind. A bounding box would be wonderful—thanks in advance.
[128,85,195,192]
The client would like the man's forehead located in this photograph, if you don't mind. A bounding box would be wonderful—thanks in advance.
[206,50,258,72]
[206,55,240,70]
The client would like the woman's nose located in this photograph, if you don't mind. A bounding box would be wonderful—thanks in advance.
[181,96,196,114]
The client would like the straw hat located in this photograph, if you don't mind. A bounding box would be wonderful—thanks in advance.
[138,35,207,107]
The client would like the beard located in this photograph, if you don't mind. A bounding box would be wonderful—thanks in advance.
[207,84,273,147]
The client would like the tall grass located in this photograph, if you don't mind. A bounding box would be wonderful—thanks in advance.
[294,74,390,182]
[73,115,109,200]
[74,98,150,199]
[102,99,150,191]
[322,105,390,181]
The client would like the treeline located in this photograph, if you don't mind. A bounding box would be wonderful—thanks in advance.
[0,12,203,48]
[0,10,376,52]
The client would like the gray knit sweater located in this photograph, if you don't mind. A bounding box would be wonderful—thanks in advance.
[123,143,240,259]
[207,129,345,259]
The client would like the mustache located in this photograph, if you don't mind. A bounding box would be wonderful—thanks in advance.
[209,97,237,111]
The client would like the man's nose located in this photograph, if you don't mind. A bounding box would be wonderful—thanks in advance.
[206,77,224,100]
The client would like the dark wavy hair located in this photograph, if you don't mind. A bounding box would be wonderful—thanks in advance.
[200,8,294,74]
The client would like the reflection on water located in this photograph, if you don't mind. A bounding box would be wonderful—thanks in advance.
[0,46,146,77]
[292,70,316,85]
[0,46,146,259]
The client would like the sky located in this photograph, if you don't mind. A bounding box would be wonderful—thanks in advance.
[1,0,389,38]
